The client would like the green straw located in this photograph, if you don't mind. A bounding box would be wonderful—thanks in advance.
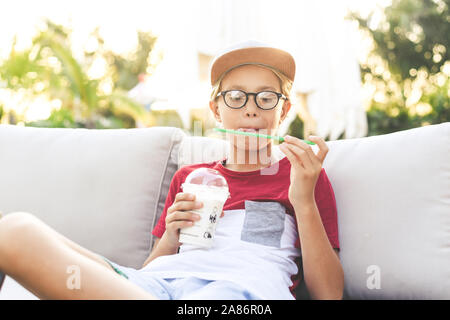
[214,127,316,145]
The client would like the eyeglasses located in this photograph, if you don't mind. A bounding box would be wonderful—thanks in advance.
[217,90,287,110]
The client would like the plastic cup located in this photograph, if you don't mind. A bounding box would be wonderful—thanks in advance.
[179,168,229,248]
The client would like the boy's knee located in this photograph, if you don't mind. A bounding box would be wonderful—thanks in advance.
[0,212,39,256]
[0,211,36,230]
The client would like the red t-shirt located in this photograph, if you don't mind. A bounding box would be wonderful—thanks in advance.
[152,156,340,297]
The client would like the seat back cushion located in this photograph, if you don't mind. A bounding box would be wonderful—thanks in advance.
[0,125,186,269]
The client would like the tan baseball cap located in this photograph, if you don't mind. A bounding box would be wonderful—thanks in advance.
[210,40,296,86]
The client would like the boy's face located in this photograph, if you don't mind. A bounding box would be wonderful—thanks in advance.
[209,64,291,152]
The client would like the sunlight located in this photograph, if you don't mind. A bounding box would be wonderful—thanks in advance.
[0,0,390,60]
[87,57,108,80]
[1,0,443,137]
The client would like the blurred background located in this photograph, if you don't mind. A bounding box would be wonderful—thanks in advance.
[0,0,448,141]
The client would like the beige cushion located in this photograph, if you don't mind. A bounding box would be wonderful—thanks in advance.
[0,125,186,269]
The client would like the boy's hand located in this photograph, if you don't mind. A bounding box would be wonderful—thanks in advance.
[165,192,203,248]
[279,135,329,211]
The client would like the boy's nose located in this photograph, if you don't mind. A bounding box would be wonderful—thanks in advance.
[244,98,259,117]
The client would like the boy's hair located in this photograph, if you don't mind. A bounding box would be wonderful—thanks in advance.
[210,63,293,102]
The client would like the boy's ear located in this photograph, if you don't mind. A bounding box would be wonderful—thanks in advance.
[209,100,222,123]
[280,100,292,124]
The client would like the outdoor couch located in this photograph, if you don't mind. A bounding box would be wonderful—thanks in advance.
[0,122,449,299]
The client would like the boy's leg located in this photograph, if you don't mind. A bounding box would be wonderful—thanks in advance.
[0,211,114,271]
[0,211,110,269]
[173,277,260,300]
[0,212,156,299]
[48,223,116,271]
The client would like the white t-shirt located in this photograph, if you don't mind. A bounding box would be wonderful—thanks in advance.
[143,202,300,300]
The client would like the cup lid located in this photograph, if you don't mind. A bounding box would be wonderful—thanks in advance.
[184,168,228,188]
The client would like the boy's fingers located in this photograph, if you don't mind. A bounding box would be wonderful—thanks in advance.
[168,200,203,214]
[175,192,195,201]
[308,136,329,164]
[166,211,200,225]
[280,142,304,169]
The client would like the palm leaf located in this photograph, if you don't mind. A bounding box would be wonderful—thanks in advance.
[34,33,90,109]
[105,91,155,126]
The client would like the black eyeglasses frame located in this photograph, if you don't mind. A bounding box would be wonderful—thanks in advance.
[217,90,287,110]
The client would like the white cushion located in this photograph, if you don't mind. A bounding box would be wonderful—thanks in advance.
[0,276,38,300]
[323,123,450,299]
[0,125,185,269]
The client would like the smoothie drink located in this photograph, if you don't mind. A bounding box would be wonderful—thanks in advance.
[179,168,229,248]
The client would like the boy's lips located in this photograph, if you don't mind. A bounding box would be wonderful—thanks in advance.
[236,128,261,132]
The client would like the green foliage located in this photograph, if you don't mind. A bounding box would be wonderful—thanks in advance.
[350,0,448,81]
[0,20,159,129]
[103,31,158,91]
[366,103,413,135]
[151,110,184,128]
[349,0,449,136]
[26,108,82,128]
[0,46,45,89]
[420,78,450,122]
[285,115,305,139]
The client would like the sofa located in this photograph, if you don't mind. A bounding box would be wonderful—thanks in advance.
[0,122,449,300]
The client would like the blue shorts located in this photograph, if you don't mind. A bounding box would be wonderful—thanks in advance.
[101,257,261,300]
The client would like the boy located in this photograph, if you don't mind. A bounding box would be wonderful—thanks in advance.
[0,41,343,299]
[104,41,343,299]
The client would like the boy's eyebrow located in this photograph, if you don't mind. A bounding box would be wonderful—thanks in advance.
[225,85,279,92]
